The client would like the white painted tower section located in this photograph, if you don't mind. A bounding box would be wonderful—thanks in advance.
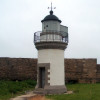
[38,49,65,86]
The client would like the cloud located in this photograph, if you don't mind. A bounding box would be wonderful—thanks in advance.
[0,0,100,63]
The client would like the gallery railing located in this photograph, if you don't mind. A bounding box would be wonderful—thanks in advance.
[34,31,68,43]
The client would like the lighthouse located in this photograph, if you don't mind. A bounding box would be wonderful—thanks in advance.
[34,3,68,94]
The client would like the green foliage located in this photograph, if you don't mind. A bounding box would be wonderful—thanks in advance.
[47,84,100,100]
[0,80,36,100]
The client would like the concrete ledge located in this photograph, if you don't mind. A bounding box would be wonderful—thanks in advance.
[44,85,67,94]
[34,85,67,94]
[35,41,67,50]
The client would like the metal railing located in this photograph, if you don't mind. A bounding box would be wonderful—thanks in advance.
[34,31,68,43]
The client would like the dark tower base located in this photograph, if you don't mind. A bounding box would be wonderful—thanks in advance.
[34,85,67,95]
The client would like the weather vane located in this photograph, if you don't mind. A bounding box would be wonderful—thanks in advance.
[48,2,56,11]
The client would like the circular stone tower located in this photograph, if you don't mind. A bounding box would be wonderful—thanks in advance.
[34,8,68,94]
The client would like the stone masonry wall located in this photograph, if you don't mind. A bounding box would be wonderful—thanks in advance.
[96,64,100,82]
[65,59,97,83]
[0,57,100,83]
[0,58,37,80]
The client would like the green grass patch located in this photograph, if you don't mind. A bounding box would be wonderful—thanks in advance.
[0,80,36,100]
[47,83,100,100]
[1,81,100,100]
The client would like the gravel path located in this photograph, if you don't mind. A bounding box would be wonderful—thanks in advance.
[10,91,73,100]
[10,92,36,100]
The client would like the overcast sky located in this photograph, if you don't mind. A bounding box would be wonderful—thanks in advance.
[0,0,100,63]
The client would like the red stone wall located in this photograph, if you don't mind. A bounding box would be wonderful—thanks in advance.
[96,64,100,82]
[0,57,99,83]
[65,59,97,83]
[0,58,37,80]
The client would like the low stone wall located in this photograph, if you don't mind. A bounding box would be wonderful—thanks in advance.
[65,59,97,83]
[0,58,37,80]
[0,57,100,83]
[96,64,100,82]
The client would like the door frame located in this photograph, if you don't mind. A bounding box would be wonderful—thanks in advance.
[39,67,45,88]
[37,63,50,88]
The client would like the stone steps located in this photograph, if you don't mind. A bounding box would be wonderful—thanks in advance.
[33,88,46,94]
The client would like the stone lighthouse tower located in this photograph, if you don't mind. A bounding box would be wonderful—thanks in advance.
[34,3,68,94]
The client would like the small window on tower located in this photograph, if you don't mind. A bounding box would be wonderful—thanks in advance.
[44,27,45,29]
[46,25,48,27]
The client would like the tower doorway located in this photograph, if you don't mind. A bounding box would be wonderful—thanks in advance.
[39,67,45,88]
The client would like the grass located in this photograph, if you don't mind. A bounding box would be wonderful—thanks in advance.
[47,83,100,100]
[0,80,100,100]
[0,80,36,100]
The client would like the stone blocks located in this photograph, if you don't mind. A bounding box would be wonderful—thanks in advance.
[0,58,100,83]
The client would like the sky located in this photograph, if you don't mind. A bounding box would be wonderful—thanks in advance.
[0,0,100,63]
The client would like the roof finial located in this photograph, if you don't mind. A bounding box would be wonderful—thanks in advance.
[51,2,53,11]
[48,2,56,15]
